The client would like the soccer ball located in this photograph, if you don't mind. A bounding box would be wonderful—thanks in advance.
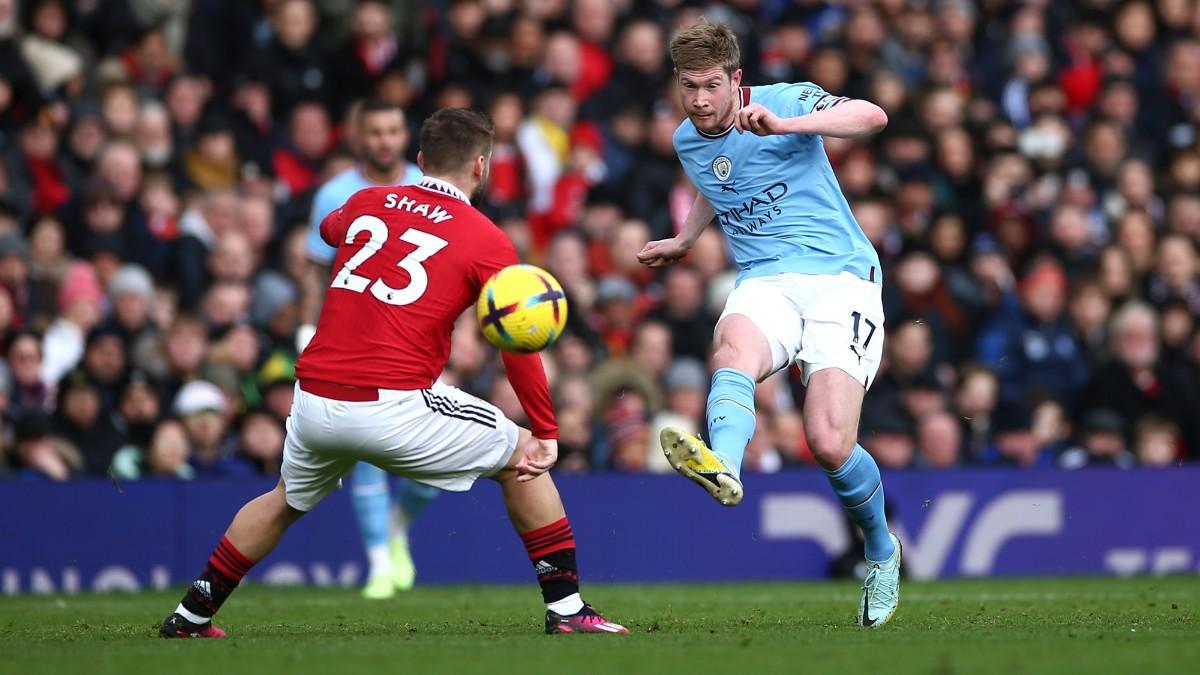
[476,264,569,353]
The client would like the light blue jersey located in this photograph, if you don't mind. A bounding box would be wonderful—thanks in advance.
[674,82,880,285]
[306,163,423,265]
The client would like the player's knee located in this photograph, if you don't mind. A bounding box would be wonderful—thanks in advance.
[806,423,855,468]
[712,342,750,372]
[272,480,307,522]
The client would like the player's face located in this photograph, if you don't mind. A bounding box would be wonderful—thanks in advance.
[360,109,407,174]
[677,67,742,134]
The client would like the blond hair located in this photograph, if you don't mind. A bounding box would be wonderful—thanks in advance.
[669,19,741,74]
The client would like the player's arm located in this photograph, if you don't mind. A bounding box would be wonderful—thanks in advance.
[737,91,888,140]
[636,191,715,268]
[297,190,346,352]
[501,351,559,480]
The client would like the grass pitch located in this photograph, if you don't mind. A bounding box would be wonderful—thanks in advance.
[1,577,1197,675]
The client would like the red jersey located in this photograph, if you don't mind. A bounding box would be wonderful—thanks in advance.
[295,177,557,438]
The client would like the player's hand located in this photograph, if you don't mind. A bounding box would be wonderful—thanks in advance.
[735,103,785,136]
[636,237,691,268]
[516,438,558,482]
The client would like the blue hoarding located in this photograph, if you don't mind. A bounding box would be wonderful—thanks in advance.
[2,469,1199,594]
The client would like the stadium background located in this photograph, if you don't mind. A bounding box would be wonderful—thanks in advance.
[3,0,1200,594]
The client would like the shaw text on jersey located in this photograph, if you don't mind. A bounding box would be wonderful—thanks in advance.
[383,193,455,224]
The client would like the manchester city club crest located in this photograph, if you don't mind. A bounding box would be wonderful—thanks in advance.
[712,155,733,181]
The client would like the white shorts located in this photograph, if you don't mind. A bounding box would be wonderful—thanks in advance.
[719,271,885,389]
[281,381,519,511]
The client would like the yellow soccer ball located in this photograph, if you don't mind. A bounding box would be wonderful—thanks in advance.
[476,264,569,353]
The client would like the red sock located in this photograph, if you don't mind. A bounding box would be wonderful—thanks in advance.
[520,518,579,604]
[180,536,255,619]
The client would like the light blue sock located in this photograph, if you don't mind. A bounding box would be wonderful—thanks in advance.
[825,445,895,562]
[397,478,440,522]
[706,367,757,476]
[351,462,392,551]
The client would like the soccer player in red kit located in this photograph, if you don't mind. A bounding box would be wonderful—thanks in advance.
[159,109,626,637]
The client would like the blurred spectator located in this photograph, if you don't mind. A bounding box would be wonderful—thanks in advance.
[917,410,962,468]
[112,371,161,452]
[172,379,253,477]
[1031,398,1072,458]
[51,369,122,475]
[863,407,914,470]
[1079,301,1200,456]
[81,325,127,413]
[7,332,53,415]
[1134,416,1182,467]
[255,0,325,119]
[272,101,332,198]
[11,411,80,481]
[604,387,650,472]
[1059,409,1136,469]
[981,403,1055,468]
[112,417,194,481]
[42,261,104,384]
[327,0,402,118]
[236,409,285,475]
[648,265,713,362]
[977,259,1087,408]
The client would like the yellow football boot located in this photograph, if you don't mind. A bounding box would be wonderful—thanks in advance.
[660,427,743,506]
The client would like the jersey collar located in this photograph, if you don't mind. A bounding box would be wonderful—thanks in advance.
[415,176,471,205]
[695,87,752,140]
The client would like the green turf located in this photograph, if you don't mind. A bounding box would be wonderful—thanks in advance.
[1,577,1197,675]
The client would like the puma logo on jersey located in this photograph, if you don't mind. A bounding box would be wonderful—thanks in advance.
[382,193,455,224]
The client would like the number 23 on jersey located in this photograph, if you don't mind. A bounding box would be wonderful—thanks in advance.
[330,214,447,306]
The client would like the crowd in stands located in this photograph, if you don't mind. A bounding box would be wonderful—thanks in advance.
[2,0,1199,481]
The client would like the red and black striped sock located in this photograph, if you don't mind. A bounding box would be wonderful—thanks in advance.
[180,536,255,620]
[520,517,579,604]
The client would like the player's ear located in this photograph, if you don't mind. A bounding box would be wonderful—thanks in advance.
[416,150,425,172]
[731,68,743,88]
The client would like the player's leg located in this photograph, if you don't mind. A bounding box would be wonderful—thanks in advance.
[492,429,626,634]
[706,313,775,469]
[350,461,398,599]
[388,478,440,591]
[803,367,900,626]
[797,274,899,627]
[161,391,352,638]
[362,382,623,632]
[160,479,306,637]
[803,367,896,560]
[661,279,798,505]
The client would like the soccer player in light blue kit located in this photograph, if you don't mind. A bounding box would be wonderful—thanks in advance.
[638,21,902,627]
[299,98,434,600]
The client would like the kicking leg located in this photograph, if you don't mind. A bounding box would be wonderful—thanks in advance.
[161,480,305,637]
[493,429,626,634]
[388,478,440,591]
[804,367,901,627]
[351,462,397,599]
[661,313,773,506]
